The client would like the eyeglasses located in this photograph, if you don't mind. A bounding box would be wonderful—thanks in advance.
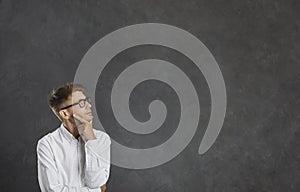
[60,97,92,110]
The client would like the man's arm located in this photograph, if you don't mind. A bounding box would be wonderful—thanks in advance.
[83,131,111,188]
[37,140,102,192]
[73,114,111,189]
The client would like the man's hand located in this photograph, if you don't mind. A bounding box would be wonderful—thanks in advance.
[73,114,96,141]
[100,184,106,192]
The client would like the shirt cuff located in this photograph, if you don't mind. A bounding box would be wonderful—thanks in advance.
[85,134,111,158]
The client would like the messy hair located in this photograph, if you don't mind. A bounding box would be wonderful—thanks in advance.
[48,82,86,120]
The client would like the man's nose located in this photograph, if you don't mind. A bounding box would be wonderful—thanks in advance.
[86,101,92,109]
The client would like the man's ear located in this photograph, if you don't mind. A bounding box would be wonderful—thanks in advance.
[59,110,72,120]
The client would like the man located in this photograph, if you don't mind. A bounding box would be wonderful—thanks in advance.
[37,82,110,192]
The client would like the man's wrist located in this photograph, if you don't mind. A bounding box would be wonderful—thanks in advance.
[86,135,96,141]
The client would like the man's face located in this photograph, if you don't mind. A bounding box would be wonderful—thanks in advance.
[65,91,93,123]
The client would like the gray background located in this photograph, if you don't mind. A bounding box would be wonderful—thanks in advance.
[1,0,299,191]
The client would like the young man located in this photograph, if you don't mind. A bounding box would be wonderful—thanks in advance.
[37,82,110,192]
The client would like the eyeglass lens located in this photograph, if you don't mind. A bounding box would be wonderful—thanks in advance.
[78,97,92,108]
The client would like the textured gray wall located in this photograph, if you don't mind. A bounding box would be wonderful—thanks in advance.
[1,0,300,191]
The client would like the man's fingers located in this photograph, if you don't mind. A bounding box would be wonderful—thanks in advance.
[73,114,88,124]
[100,184,106,192]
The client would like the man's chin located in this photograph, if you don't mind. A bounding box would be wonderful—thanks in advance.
[86,116,93,123]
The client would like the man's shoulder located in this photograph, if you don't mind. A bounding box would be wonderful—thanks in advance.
[37,127,60,147]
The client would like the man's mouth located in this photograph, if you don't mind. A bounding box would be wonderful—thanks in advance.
[86,112,93,116]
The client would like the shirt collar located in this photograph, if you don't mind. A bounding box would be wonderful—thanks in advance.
[59,123,79,143]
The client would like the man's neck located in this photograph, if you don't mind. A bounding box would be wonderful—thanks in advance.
[62,120,80,139]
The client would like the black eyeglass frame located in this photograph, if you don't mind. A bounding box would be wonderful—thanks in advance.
[59,97,92,110]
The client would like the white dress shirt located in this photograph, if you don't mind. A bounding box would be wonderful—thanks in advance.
[37,124,111,192]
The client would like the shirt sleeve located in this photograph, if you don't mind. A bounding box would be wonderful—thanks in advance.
[37,140,100,192]
[84,130,111,188]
